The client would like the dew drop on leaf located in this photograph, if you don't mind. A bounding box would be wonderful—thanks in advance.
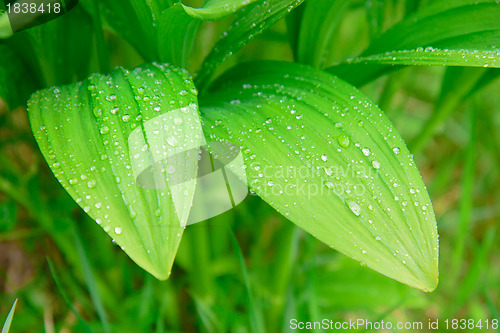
[346,199,361,216]
[337,135,351,148]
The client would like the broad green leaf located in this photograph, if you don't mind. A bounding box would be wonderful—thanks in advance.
[1,299,17,333]
[0,45,37,109]
[182,0,259,20]
[327,0,500,85]
[101,0,168,61]
[28,63,204,279]
[195,0,304,89]
[297,0,351,68]
[200,61,439,291]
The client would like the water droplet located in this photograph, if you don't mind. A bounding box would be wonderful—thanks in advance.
[321,155,328,162]
[372,160,381,169]
[362,148,371,156]
[100,126,110,134]
[393,147,400,154]
[69,178,78,185]
[87,180,97,189]
[337,135,351,148]
[129,206,137,219]
[347,200,361,216]
[167,136,178,146]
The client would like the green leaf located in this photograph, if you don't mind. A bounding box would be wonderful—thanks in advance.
[343,48,500,68]
[34,5,94,85]
[0,45,37,109]
[1,299,17,333]
[158,0,269,70]
[158,4,201,69]
[101,0,167,61]
[297,0,351,68]
[200,61,439,291]
[182,0,260,20]
[195,0,305,89]
[327,0,500,85]
[28,63,204,279]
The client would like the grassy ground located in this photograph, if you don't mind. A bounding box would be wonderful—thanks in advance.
[1,2,500,332]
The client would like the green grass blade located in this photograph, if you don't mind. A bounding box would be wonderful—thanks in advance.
[195,0,305,90]
[46,258,94,333]
[1,299,17,333]
[228,227,265,333]
[201,61,439,291]
[73,228,112,333]
[28,63,203,279]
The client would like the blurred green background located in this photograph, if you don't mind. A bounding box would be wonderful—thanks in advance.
[1,0,499,332]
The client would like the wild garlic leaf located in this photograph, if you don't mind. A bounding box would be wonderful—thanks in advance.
[195,0,305,89]
[327,0,500,85]
[200,61,439,291]
[0,45,37,109]
[28,63,204,280]
[182,0,259,20]
[297,0,351,68]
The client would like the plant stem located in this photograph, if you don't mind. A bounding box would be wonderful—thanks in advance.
[188,223,214,303]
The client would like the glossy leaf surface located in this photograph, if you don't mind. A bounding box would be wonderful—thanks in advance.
[201,61,439,291]
[28,63,204,279]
